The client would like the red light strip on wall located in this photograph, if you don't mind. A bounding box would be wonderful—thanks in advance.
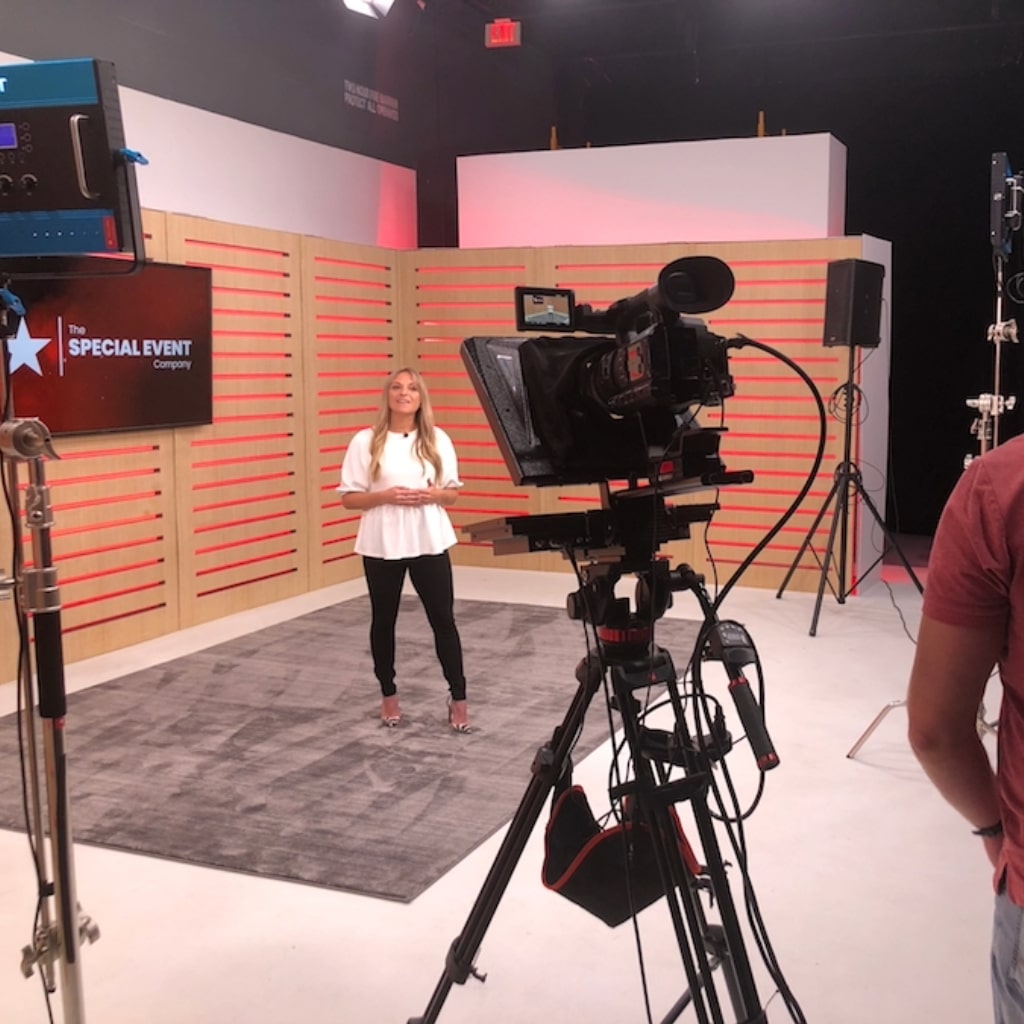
[313,276,390,289]
[212,310,292,324]
[60,557,164,586]
[417,282,516,291]
[54,445,158,461]
[215,350,291,360]
[417,301,510,309]
[211,393,294,404]
[314,255,392,271]
[191,433,292,448]
[212,328,293,339]
[60,599,166,634]
[415,265,525,274]
[192,452,292,470]
[54,490,160,512]
[213,284,290,299]
[317,335,392,344]
[727,258,833,268]
[215,412,293,424]
[197,566,298,598]
[320,405,377,420]
[186,237,289,258]
[53,536,162,562]
[316,314,393,324]
[54,514,161,538]
[194,510,294,534]
[718,412,823,422]
[195,530,296,556]
[212,374,293,385]
[194,491,295,514]
[186,259,290,279]
[43,467,158,488]
[195,548,296,577]
[192,472,293,492]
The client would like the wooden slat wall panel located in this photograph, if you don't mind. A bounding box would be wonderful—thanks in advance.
[301,237,398,589]
[164,216,309,626]
[397,249,565,572]
[33,433,181,660]
[0,210,175,669]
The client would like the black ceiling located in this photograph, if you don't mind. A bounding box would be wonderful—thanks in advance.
[447,0,1024,81]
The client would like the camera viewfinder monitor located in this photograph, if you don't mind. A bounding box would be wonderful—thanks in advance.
[514,287,575,332]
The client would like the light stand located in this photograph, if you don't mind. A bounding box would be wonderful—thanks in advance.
[965,154,1023,463]
[408,495,775,1024]
[849,154,1022,758]
[1,291,97,1023]
[776,341,923,636]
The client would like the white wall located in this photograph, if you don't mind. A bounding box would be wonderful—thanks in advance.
[457,133,846,248]
[0,50,418,249]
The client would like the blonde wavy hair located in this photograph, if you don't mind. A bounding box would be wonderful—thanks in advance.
[368,367,444,482]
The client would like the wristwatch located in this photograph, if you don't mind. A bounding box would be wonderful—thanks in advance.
[972,820,1004,838]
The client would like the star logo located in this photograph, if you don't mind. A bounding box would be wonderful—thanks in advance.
[6,318,52,375]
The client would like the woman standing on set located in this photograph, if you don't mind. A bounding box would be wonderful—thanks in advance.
[338,367,470,732]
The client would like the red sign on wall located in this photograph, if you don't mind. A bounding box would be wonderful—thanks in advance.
[485,18,521,48]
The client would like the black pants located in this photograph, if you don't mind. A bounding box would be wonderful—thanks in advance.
[362,551,466,701]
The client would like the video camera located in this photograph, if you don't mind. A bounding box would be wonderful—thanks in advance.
[462,255,749,495]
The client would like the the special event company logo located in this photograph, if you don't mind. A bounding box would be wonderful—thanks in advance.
[8,316,196,376]
[344,79,399,122]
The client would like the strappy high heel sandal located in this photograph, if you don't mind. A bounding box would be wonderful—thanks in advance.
[447,698,470,733]
[380,694,401,727]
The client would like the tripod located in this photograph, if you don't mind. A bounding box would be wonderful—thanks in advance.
[776,342,923,636]
[409,556,771,1024]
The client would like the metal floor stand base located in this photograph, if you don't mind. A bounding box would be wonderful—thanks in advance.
[847,700,998,759]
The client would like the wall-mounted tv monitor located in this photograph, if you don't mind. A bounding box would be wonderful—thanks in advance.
[4,261,213,436]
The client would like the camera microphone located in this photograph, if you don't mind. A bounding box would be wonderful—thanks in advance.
[704,621,779,772]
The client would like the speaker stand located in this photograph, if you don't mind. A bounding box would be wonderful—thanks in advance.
[776,343,923,636]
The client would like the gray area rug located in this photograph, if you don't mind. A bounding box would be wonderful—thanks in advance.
[0,597,700,902]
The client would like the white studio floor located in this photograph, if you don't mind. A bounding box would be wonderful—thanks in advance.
[0,564,1000,1024]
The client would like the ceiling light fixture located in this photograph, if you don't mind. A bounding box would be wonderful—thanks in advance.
[343,0,396,18]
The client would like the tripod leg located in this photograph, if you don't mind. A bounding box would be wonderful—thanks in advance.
[846,700,906,758]
[849,477,924,595]
[407,656,604,1024]
[775,474,841,600]
[613,691,724,1024]
[808,472,849,636]
[613,655,767,1024]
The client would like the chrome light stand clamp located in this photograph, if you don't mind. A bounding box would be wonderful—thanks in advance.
[1,290,95,1024]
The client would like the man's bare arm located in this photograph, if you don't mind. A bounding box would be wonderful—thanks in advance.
[907,613,1003,841]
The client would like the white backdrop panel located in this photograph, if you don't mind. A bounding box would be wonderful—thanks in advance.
[458,133,846,248]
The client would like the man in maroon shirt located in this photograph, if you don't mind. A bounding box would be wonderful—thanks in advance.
[908,434,1024,1021]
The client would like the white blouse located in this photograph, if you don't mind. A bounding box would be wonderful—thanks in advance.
[337,427,463,559]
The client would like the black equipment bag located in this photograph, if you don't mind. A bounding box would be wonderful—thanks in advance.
[541,766,701,928]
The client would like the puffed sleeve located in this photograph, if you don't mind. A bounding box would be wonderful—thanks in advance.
[436,428,463,489]
[338,429,372,494]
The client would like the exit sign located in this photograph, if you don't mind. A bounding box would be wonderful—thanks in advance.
[485,18,521,48]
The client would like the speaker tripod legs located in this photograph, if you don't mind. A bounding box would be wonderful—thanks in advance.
[778,459,923,636]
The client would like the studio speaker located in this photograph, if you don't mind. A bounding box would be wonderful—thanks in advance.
[822,259,885,348]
